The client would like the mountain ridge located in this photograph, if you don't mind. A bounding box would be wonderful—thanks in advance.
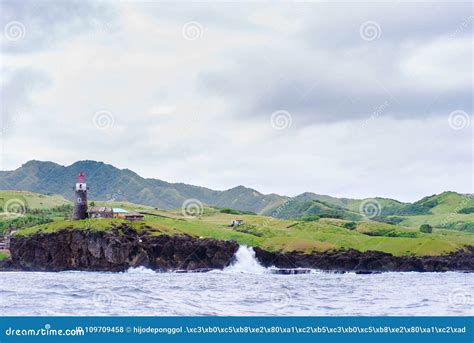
[0,160,471,220]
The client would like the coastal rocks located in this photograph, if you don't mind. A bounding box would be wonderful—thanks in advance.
[6,227,474,272]
[9,226,238,272]
[253,247,474,273]
[143,235,238,270]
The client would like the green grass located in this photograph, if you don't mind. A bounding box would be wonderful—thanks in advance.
[394,213,474,228]
[12,206,474,257]
[428,192,474,214]
[3,190,473,257]
[0,250,9,261]
[0,191,71,211]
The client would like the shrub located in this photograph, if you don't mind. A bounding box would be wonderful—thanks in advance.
[385,231,418,238]
[219,208,255,215]
[0,215,53,235]
[300,215,320,222]
[343,222,357,230]
[318,213,342,219]
[419,224,433,233]
[371,216,404,225]
[459,207,474,214]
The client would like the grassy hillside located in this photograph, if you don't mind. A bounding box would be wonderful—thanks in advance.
[12,203,474,257]
[0,190,70,223]
[281,193,407,217]
[0,190,70,211]
[2,161,471,231]
[0,191,72,235]
[262,198,362,221]
[382,192,474,231]
[0,160,287,213]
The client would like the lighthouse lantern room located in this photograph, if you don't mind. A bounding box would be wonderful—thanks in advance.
[72,171,88,220]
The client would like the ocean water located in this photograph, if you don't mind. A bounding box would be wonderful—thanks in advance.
[0,247,473,316]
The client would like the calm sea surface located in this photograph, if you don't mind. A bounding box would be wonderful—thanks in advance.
[1,248,473,316]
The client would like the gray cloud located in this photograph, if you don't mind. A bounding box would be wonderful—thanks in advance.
[0,67,50,137]
[0,1,471,201]
[1,0,117,53]
[196,2,472,125]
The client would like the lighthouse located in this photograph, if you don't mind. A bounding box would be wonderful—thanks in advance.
[72,171,88,220]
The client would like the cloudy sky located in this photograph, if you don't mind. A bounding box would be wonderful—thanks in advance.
[0,1,472,202]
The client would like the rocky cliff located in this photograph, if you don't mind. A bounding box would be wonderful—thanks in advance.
[8,225,238,272]
[3,225,474,272]
[254,246,474,272]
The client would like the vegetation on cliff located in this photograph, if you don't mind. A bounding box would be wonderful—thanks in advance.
[1,187,474,258]
[1,161,473,232]
[10,204,474,257]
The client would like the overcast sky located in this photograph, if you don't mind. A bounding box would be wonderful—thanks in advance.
[0,1,472,202]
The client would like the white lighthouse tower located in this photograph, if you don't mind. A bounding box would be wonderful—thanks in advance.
[72,171,88,220]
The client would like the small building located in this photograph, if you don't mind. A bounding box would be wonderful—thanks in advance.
[112,208,128,217]
[231,219,244,227]
[113,208,144,221]
[122,212,145,221]
[88,206,113,219]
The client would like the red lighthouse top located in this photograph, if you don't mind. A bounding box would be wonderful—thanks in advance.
[77,172,86,183]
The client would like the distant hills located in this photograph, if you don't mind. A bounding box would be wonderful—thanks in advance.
[0,160,285,213]
[0,160,473,226]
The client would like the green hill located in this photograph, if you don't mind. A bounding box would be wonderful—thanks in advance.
[380,192,474,231]
[0,191,72,235]
[12,206,474,257]
[2,189,473,256]
[0,191,70,213]
[0,161,471,233]
[0,161,286,213]
[261,198,362,221]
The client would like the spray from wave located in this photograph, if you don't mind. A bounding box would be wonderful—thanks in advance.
[126,266,156,274]
[225,245,267,274]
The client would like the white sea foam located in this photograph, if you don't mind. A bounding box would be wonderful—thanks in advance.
[225,245,267,274]
[126,266,156,274]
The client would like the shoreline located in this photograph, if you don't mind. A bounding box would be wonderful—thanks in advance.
[2,225,474,273]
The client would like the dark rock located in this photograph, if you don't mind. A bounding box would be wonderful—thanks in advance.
[270,268,312,275]
[355,270,381,275]
[8,225,238,272]
[174,268,214,273]
[5,226,474,273]
[253,246,474,273]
